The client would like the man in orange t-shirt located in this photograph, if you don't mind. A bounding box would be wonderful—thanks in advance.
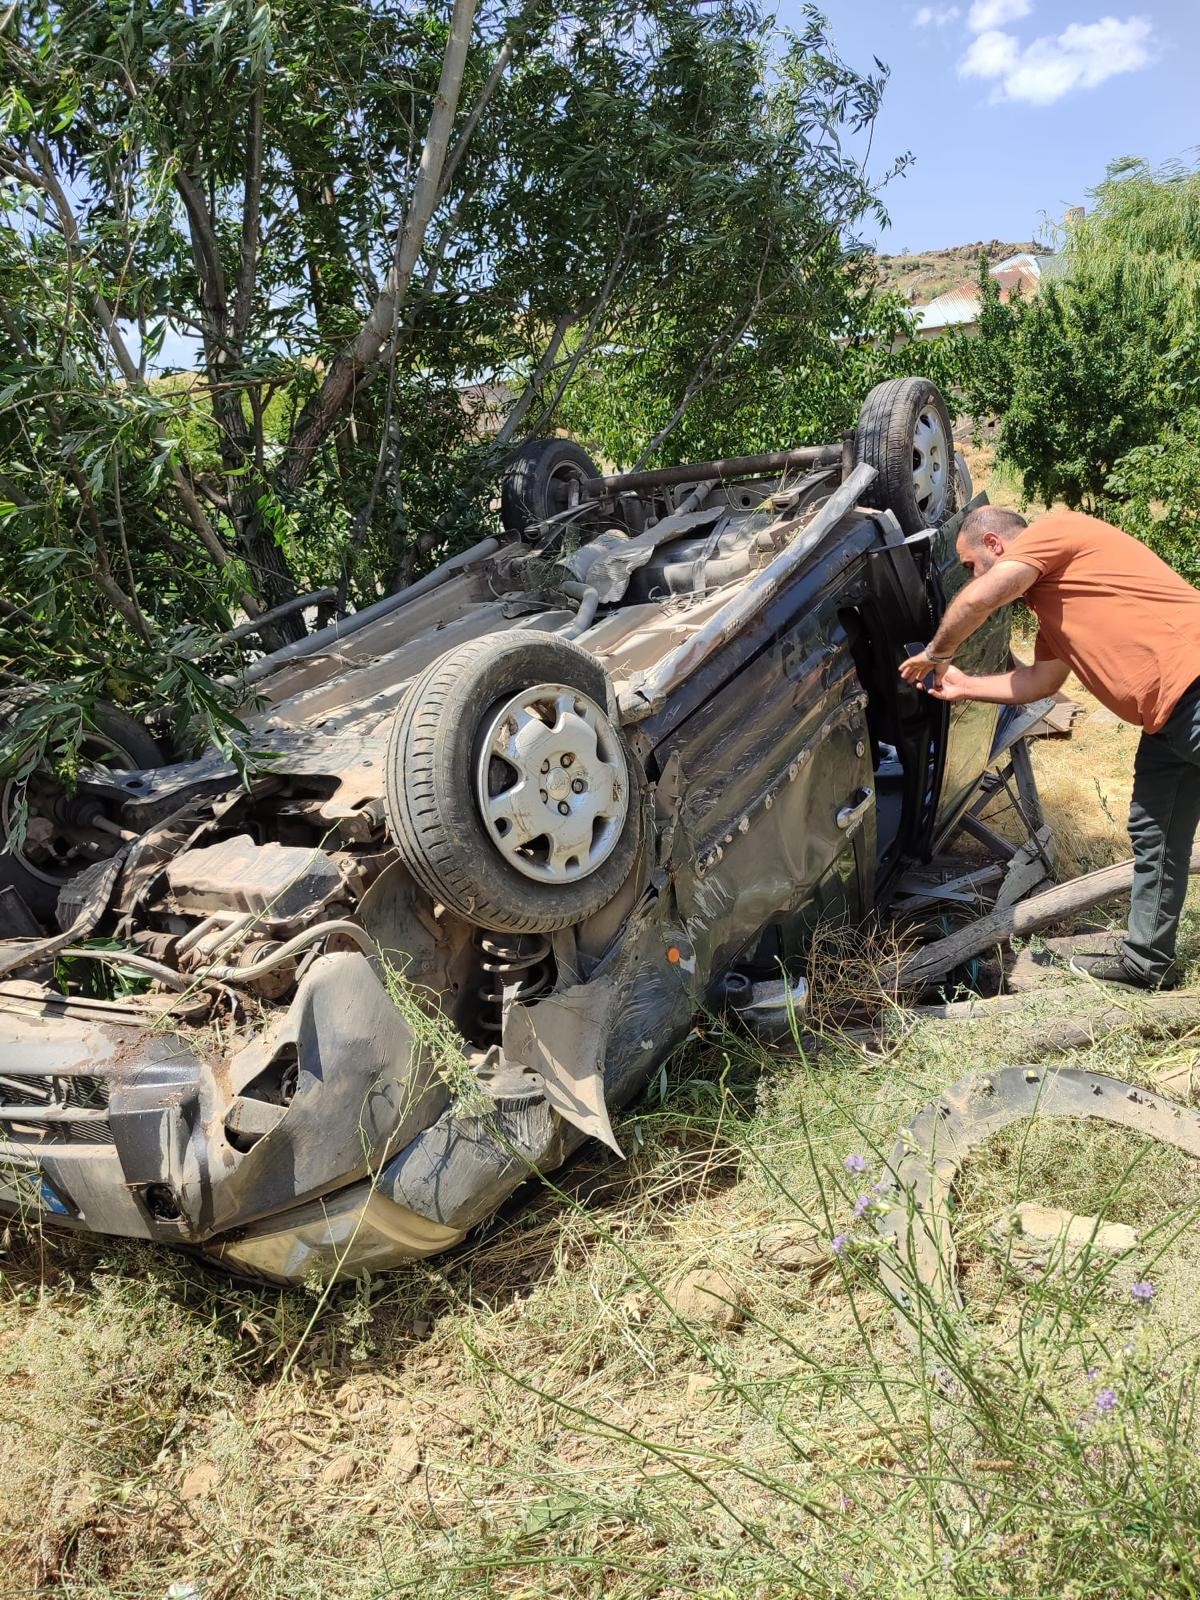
[900,506,1200,990]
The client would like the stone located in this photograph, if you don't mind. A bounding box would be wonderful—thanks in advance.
[320,1452,360,1486]
[1086,706,1122,728]
[665,1269,744,1329]
[384,1432,423,1484]
[685,1372,720,1407]
[991,1202,1138,1287]
[754,1225,825,1273]
[179,1462,220,1502]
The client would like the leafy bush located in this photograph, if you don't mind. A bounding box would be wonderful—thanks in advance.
[964,156,1200,566]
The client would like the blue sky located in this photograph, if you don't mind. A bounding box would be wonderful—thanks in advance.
[779,0,1200,253]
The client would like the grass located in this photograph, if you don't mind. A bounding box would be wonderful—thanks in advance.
[3,457,1200,1597]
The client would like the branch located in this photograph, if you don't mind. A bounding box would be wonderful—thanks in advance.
[491,311,576,449]
[232,78,264,348]
[23,137,256,607]
[896,846,1200,990]
[277,0,479,493]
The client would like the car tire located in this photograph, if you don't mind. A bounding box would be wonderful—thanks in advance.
[0,703,164,922]
[500,438,599,538]
[855,377,956,535]
[384,631,643,934]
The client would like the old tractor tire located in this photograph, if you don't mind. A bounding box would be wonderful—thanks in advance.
[500,439,599,539]
[0,703,164,922]
[855,377,955,535]
[384,631,643,934]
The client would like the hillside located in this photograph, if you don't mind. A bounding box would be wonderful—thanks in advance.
[876,238,1041,303]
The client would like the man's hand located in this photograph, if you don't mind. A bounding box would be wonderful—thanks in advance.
[899,652,948,687]
[922,664,974,702]
[899,655,1069,707]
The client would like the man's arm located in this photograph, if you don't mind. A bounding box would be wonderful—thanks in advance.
[923,656,1069,705]
[899,558,1040,684]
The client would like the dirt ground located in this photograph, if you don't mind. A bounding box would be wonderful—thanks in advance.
[2,451,1198,1599]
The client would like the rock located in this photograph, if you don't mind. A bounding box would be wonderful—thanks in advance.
[384,1431,423,1484]
[991,1202,1138,1287]
[320,1451,360,1486]
[1152,1059,1198,1101]
[179,1463,220,1502]
[755,1225,825,1274]
[665,1269,744,1329]
[1086,706,1122,728]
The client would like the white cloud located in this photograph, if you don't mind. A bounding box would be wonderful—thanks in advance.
[959,14,1154,104]
[915,5,961,25]
[967,0,1032,30]
[961,26,1020,77]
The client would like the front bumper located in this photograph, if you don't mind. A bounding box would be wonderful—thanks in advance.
[0,895,700,1282]
[0,951,449,1264]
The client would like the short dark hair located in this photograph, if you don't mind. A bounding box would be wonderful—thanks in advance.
[959,507,1027,546]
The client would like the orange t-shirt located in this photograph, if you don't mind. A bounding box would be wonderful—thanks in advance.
[1015,510,1200,733]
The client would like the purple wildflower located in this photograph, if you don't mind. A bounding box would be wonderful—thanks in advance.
[831,1233,850,1257]
[1131,1280,1156,1303]
[853,1193,873,1219]
[845,1153,867,1175]
[1094,1388,1118,1415]
[1086,1367,1100,1381]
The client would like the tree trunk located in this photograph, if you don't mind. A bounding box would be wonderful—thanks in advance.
[277,0,478,496]
[176,156,302,643]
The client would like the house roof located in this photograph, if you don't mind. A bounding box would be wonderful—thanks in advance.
[914,287,981,332]
[914,252,1062,332]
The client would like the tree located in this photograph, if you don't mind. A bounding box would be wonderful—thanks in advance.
[968,155,1200,520]
[1,0,898,737]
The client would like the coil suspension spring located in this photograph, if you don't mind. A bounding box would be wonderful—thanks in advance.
[476,932,554,1037]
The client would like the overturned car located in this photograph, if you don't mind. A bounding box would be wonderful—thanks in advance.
[0,378,1012,1282]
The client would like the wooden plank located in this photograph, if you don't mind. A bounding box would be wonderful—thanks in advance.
[896,843,1200,990]
[1010,736,1046,835]
[995,824,1054,910]
[959,814,1019,861]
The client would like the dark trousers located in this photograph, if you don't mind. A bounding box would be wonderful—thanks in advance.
[1123,681,1200,984]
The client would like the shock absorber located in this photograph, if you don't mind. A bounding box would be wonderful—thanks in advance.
[475,932,554,1038]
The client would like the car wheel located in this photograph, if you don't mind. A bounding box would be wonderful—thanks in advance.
[500,439,599,538]
[384,631,643,934]
[0,703,164,921]
[954,449,974,508]
[855,377,956,535]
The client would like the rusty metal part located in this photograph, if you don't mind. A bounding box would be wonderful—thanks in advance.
[0,854,125,977]
[618,462,877,722]
[197,919,375,983]
[0,978,209,1026]
[877,1065,1200,1336]
[581,444,842,498]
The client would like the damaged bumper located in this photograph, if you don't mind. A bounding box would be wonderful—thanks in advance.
[0,901,697,1282]
[0,951,448,1272]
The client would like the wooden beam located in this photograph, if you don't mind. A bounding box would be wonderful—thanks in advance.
[896,844,1200,990]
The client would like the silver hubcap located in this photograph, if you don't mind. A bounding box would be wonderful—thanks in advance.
[476,683,628,884]
[912,407,948,521]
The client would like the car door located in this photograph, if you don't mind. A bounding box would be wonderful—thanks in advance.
[928,500,1012,831]
[649,530,877,981]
